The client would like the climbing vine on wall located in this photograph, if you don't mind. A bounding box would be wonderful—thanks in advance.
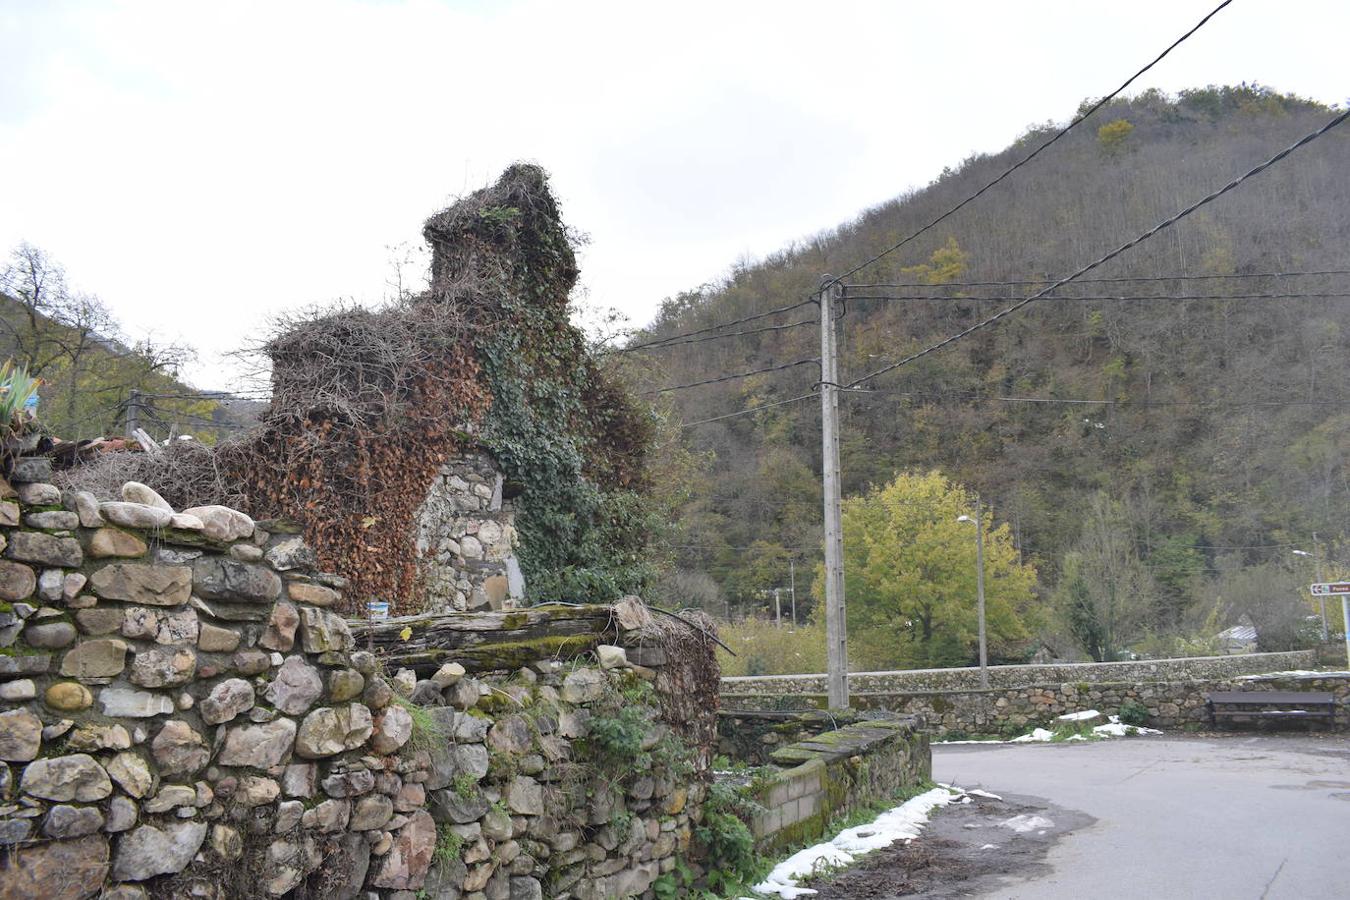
[430,166,658,603]
[62,165,656,612]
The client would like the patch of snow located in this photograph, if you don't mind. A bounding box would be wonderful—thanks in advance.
[999,814,1054,833]
[1009,728,1055,743]
[752,787,960,898]
[968,789,1003,801]
[1091,714,1161,738]
[979,843,999,850]
[937,713,1162,745]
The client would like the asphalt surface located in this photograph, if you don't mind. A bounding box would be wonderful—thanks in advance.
[932,733,1350,899]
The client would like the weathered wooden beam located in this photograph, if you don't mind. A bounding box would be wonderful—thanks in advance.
[348,604,617,675]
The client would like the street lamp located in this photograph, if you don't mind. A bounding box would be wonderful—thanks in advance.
[1292,545,1329,642]
[958,502,989,689]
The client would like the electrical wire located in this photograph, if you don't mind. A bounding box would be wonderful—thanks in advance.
[679,392,818,428]
[845,107,1350,389]
[667,544,815,553]
[826,0,1235,286]
[140,391,271,401]
[643,358,820,396]
[840,386,1350,409]
[140,407,249,431]
[619,317,817,352]
[843,268,1350,290]
[838,290,1350,303]
[618,298,816,353]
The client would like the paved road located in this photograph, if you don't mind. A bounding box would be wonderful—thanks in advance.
[933,733,1350,899]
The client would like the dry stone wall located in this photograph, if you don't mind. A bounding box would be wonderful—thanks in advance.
[721,651,1318,698]
[826,671,1350,733]
[723,668,1347,734]
[415,450,523,613]
[0,463,715,899]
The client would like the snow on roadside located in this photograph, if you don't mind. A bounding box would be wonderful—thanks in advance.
[748,786,962,898]
[1092,717,1161,737]
[936,712,1160,744]
[1010,727,1056,743]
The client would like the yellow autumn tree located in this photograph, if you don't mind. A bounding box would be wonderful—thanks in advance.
[1097,118,1134,156]
[825,471,1040,669]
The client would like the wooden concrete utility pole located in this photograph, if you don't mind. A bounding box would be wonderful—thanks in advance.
[125,389,140,439]
[975,497,989,689]
[819,280,848,708]
[1315,532,1328,642]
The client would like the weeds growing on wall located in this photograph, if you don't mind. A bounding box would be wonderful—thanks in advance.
[1117,698,1150,726]
[696,781,763,895]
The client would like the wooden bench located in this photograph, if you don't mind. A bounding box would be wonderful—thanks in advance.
[1205,690,1338,729]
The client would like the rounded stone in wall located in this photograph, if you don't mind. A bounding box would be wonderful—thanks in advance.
[0,559,36,601]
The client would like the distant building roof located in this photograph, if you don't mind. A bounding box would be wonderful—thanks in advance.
[1217,625,1257,643]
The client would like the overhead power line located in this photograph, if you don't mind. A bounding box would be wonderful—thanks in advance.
[826,0,1234,286]
[839,290,1350,304]
[618,298,816,353]
[842,268,1350,290]
[620,316,816,352]
[625,284,1350,358]
[679,392,818,428]
[845,106,1350,390]
[840,386,1350,409]
[643,357,820,396]
[682,382,1350,432]
[142,391,272,401]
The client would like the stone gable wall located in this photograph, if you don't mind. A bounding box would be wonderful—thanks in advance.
[415,450,523,613]
[0,461,711,899]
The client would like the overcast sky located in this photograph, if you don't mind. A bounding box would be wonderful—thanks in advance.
[1,0,1346,390]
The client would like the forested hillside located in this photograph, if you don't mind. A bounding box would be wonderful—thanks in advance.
[0,243,259,444]
[625,86,1350,662]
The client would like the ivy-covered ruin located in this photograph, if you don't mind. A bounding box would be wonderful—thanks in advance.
[59,166,657,615]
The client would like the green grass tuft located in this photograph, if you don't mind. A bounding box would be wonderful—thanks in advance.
[392,695,447,753]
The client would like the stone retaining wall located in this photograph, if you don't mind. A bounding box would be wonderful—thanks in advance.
[723,673,1350,733]
[721,651,1317,697]
[736,717,928,852]
[0,463,714,899]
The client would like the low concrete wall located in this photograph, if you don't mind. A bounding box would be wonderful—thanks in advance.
[734,717,929,852]
[721,651,1317,697]
[717,710,868,767]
